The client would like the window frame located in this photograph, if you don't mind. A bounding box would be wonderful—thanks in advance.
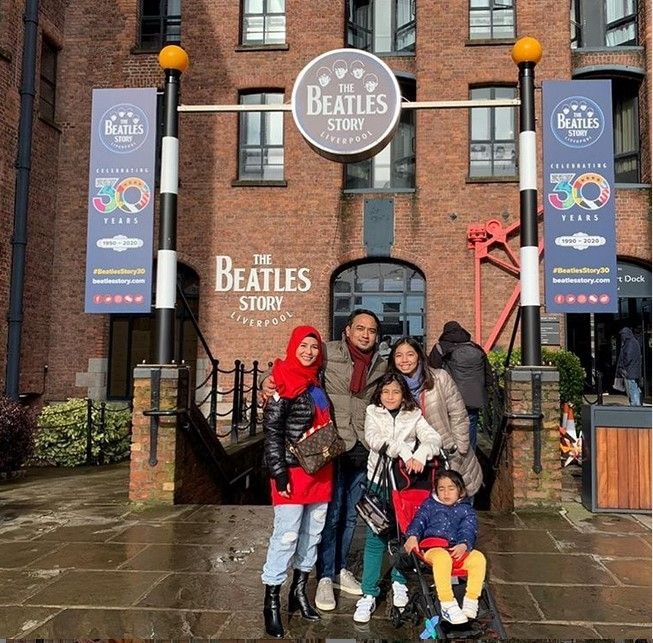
[331,259,426,343]
[344,77,416,191]
[138,0,181,51]
[468,85,518,180]
[240,0,287,46]
[39,37,58,123]
[346,0,416,55]
[612,77,641,183]
[604,0,638,46]
[237,90,285,183]
[468,0,516,42]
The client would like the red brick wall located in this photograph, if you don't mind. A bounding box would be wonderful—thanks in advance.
[0,1,649,400]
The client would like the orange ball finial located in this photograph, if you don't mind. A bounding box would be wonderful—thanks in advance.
[158,45,189,72]
[511,37,543,65]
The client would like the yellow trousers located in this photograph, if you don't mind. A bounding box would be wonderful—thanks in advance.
[423,547,486,602]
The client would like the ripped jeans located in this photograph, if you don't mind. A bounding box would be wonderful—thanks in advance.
[261,502,328,586]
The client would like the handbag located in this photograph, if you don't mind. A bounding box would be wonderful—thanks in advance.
[287,421,345,474]
[356,453,392,536]
[613,376,626,392]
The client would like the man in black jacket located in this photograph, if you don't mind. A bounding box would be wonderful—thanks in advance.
[616,326,642,406]
[428,321,491,451]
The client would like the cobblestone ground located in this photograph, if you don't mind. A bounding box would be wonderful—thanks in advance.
[0,464,650,639]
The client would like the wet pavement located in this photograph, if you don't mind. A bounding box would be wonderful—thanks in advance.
[0,464,650,639]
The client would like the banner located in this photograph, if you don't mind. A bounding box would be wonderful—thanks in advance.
[84,88,157,313]
[542,80,618,313]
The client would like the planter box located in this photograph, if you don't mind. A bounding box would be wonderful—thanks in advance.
[582,405,651,513]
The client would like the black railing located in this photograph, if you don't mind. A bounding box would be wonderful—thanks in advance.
[177,282,268,443]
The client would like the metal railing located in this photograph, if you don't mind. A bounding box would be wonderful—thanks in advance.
[177,283,268,443]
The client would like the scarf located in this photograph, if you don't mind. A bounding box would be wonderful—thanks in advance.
[347,339,374,394]
[403,370,424,404]
[272,325,323,399]
[307,383,331,427]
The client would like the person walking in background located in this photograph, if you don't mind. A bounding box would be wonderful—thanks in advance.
[616,326,642,406]
[260,326,333,638]
[428,321,492,451]
[378,335,392,359]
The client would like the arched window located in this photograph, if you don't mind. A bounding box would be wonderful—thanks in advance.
[107,263,199,399]
[331,260,426,343]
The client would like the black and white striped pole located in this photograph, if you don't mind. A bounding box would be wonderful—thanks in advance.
[512,37,543,366]
[155,45,189,364]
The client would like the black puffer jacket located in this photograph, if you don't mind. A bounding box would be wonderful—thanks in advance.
[263,391,315,483]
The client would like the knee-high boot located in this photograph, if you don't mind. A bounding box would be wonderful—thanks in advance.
[263,584,284,638]
[288,569,321,620]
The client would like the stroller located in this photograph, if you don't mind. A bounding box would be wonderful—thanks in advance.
[385,449,502,640]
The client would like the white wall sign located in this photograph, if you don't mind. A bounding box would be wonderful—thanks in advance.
[216,254,312,327]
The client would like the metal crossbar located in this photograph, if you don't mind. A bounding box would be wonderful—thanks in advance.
[177,98,521,113]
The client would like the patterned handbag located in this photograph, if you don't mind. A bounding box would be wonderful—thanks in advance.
[287,421,346,474]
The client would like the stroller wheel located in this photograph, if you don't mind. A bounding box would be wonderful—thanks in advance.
[390,606,404,628]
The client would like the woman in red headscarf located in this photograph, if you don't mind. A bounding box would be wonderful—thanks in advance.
[261,325,333,638]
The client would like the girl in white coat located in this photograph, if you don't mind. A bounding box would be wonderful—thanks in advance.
[353,373,443,623]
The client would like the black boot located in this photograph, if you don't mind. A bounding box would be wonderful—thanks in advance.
[288,569,321,621]
[264,584,284,638]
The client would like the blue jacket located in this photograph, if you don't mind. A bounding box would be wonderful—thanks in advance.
[616,328,642,379]
[405,495,478,550]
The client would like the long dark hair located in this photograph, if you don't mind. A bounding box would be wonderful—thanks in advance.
[370,372,418,411]
[387,336,435,391]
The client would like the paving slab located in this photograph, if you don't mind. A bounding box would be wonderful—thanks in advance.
[529,584,652,623]
[0,605,60,638]
[108,522,237,545]
[515,511,576,530]
[599,557,652,586]
[486,584,541,621]
[593,622,653,638]
[477,528,558,553]
[27,542,148,570]
[0,541,61,568]
[23,570,166,607]
[504,621,600,638]
[0,569,65,604]
[34,523,134,543]
[23,607,229,638]
[489,552,614,584]
[548,529,652,557]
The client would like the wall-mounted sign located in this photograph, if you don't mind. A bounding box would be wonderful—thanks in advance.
[618,261,652,299]
[84,88,156,313]
[216,253,312,327]
[542,80,618,313]
[291,48,402,163]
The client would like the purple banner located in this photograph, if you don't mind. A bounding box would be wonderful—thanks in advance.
[84,88,157,313]
[542,80,618,313]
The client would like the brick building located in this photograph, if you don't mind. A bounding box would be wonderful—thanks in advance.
[0,0,650,404]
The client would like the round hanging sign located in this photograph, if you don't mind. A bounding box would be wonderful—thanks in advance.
[291,48,402,163]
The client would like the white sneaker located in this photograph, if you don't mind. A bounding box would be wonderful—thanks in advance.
[440,600,468,625]
[334,568,363,595]
[315,577,336,611]
[353,594,376,623]
[392,581,409,608]
[462,596,479,619]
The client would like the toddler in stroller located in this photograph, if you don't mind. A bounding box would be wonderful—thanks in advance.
[403,469,487,626]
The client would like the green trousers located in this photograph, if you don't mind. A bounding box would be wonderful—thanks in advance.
[360,525,408,597]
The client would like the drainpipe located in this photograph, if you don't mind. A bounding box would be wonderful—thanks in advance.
[5,0,40,400]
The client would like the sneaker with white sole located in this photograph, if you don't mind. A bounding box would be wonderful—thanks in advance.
[462,596,479,619]
[353,594,376,623]
[315,577,336,611]
[392,581,409,608]
[334,568,363,595]
[440,600,468,625]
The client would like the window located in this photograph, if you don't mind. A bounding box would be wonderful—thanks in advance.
[605,0,637,45]
[139,0,181,50]
[39,39,57,122]
[571,0,638,47]
[469,86,517,178]
[469,0,515,40]
[238,92,284,181]
[613,78,640,182]
[345,78,415,190]
[241,0,286,45]
[347,0,415,54]
[332,261,425,343]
